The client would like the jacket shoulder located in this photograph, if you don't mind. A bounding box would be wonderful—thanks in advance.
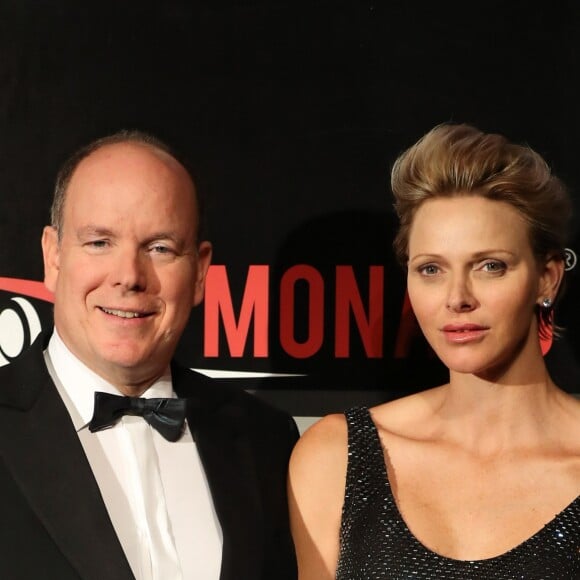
[0,333,50,409]
[171,362,299,441]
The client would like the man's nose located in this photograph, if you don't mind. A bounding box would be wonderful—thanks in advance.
[111,248,147,291]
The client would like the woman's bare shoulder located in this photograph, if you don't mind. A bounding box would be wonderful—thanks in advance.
[288,412,350,506]
[369,386,447,438]
[290,413,349,469]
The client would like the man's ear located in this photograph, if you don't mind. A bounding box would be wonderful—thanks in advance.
[42,226,60,293]
[192,241,213,307]
[537,254,565,305]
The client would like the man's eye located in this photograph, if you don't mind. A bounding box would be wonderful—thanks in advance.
[86,240,108,248]
[150,245,173,254]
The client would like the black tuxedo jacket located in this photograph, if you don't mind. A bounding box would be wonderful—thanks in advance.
[0,335,299,580]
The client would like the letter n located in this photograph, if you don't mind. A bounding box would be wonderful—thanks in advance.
[335,266,384,358]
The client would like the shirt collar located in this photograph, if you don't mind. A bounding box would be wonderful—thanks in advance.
[46,329,173,430]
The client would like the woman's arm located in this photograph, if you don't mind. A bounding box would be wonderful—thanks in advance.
[287,414,348,580]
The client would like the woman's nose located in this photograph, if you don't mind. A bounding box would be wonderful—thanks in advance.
[446,275,477,312]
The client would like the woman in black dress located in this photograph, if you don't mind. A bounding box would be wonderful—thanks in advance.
[288,124,580,579]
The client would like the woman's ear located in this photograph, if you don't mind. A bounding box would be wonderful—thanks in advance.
[537,254,565,305]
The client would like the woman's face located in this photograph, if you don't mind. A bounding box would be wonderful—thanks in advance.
[406,195,556,380]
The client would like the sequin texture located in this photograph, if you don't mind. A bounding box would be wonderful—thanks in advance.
[336,406,579,579]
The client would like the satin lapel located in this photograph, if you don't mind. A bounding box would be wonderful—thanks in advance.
[172,367,264,580]
[0,352,134,580]
[195,410,264,580]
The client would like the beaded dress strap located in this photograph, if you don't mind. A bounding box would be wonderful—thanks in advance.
[342,407,390,512]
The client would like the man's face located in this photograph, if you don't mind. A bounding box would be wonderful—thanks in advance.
[42,142,212,393]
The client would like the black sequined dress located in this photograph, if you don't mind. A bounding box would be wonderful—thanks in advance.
[336,406,579,579]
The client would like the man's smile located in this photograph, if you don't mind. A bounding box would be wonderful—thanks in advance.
[98,306,153,319]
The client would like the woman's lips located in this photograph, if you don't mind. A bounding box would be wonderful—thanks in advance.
[441,324,489,343]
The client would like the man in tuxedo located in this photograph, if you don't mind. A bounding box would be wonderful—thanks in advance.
[0,131,298,579]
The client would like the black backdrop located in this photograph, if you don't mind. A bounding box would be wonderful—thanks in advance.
[0,1,579,420]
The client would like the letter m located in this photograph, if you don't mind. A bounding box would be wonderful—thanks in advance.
[203,265,269,357]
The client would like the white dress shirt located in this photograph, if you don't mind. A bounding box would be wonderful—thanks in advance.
[44,330,223,580]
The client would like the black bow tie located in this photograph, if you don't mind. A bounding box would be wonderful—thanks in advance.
[89,391,188,442]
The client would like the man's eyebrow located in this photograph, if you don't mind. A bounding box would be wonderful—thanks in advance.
[76,226,115,238]
[142,232,186,246]
[146,232,179,241]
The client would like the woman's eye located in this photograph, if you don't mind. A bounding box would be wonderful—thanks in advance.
[419,264,439,276]
[482,260,506,273]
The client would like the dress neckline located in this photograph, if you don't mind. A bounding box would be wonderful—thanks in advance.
[361,405,580,564]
